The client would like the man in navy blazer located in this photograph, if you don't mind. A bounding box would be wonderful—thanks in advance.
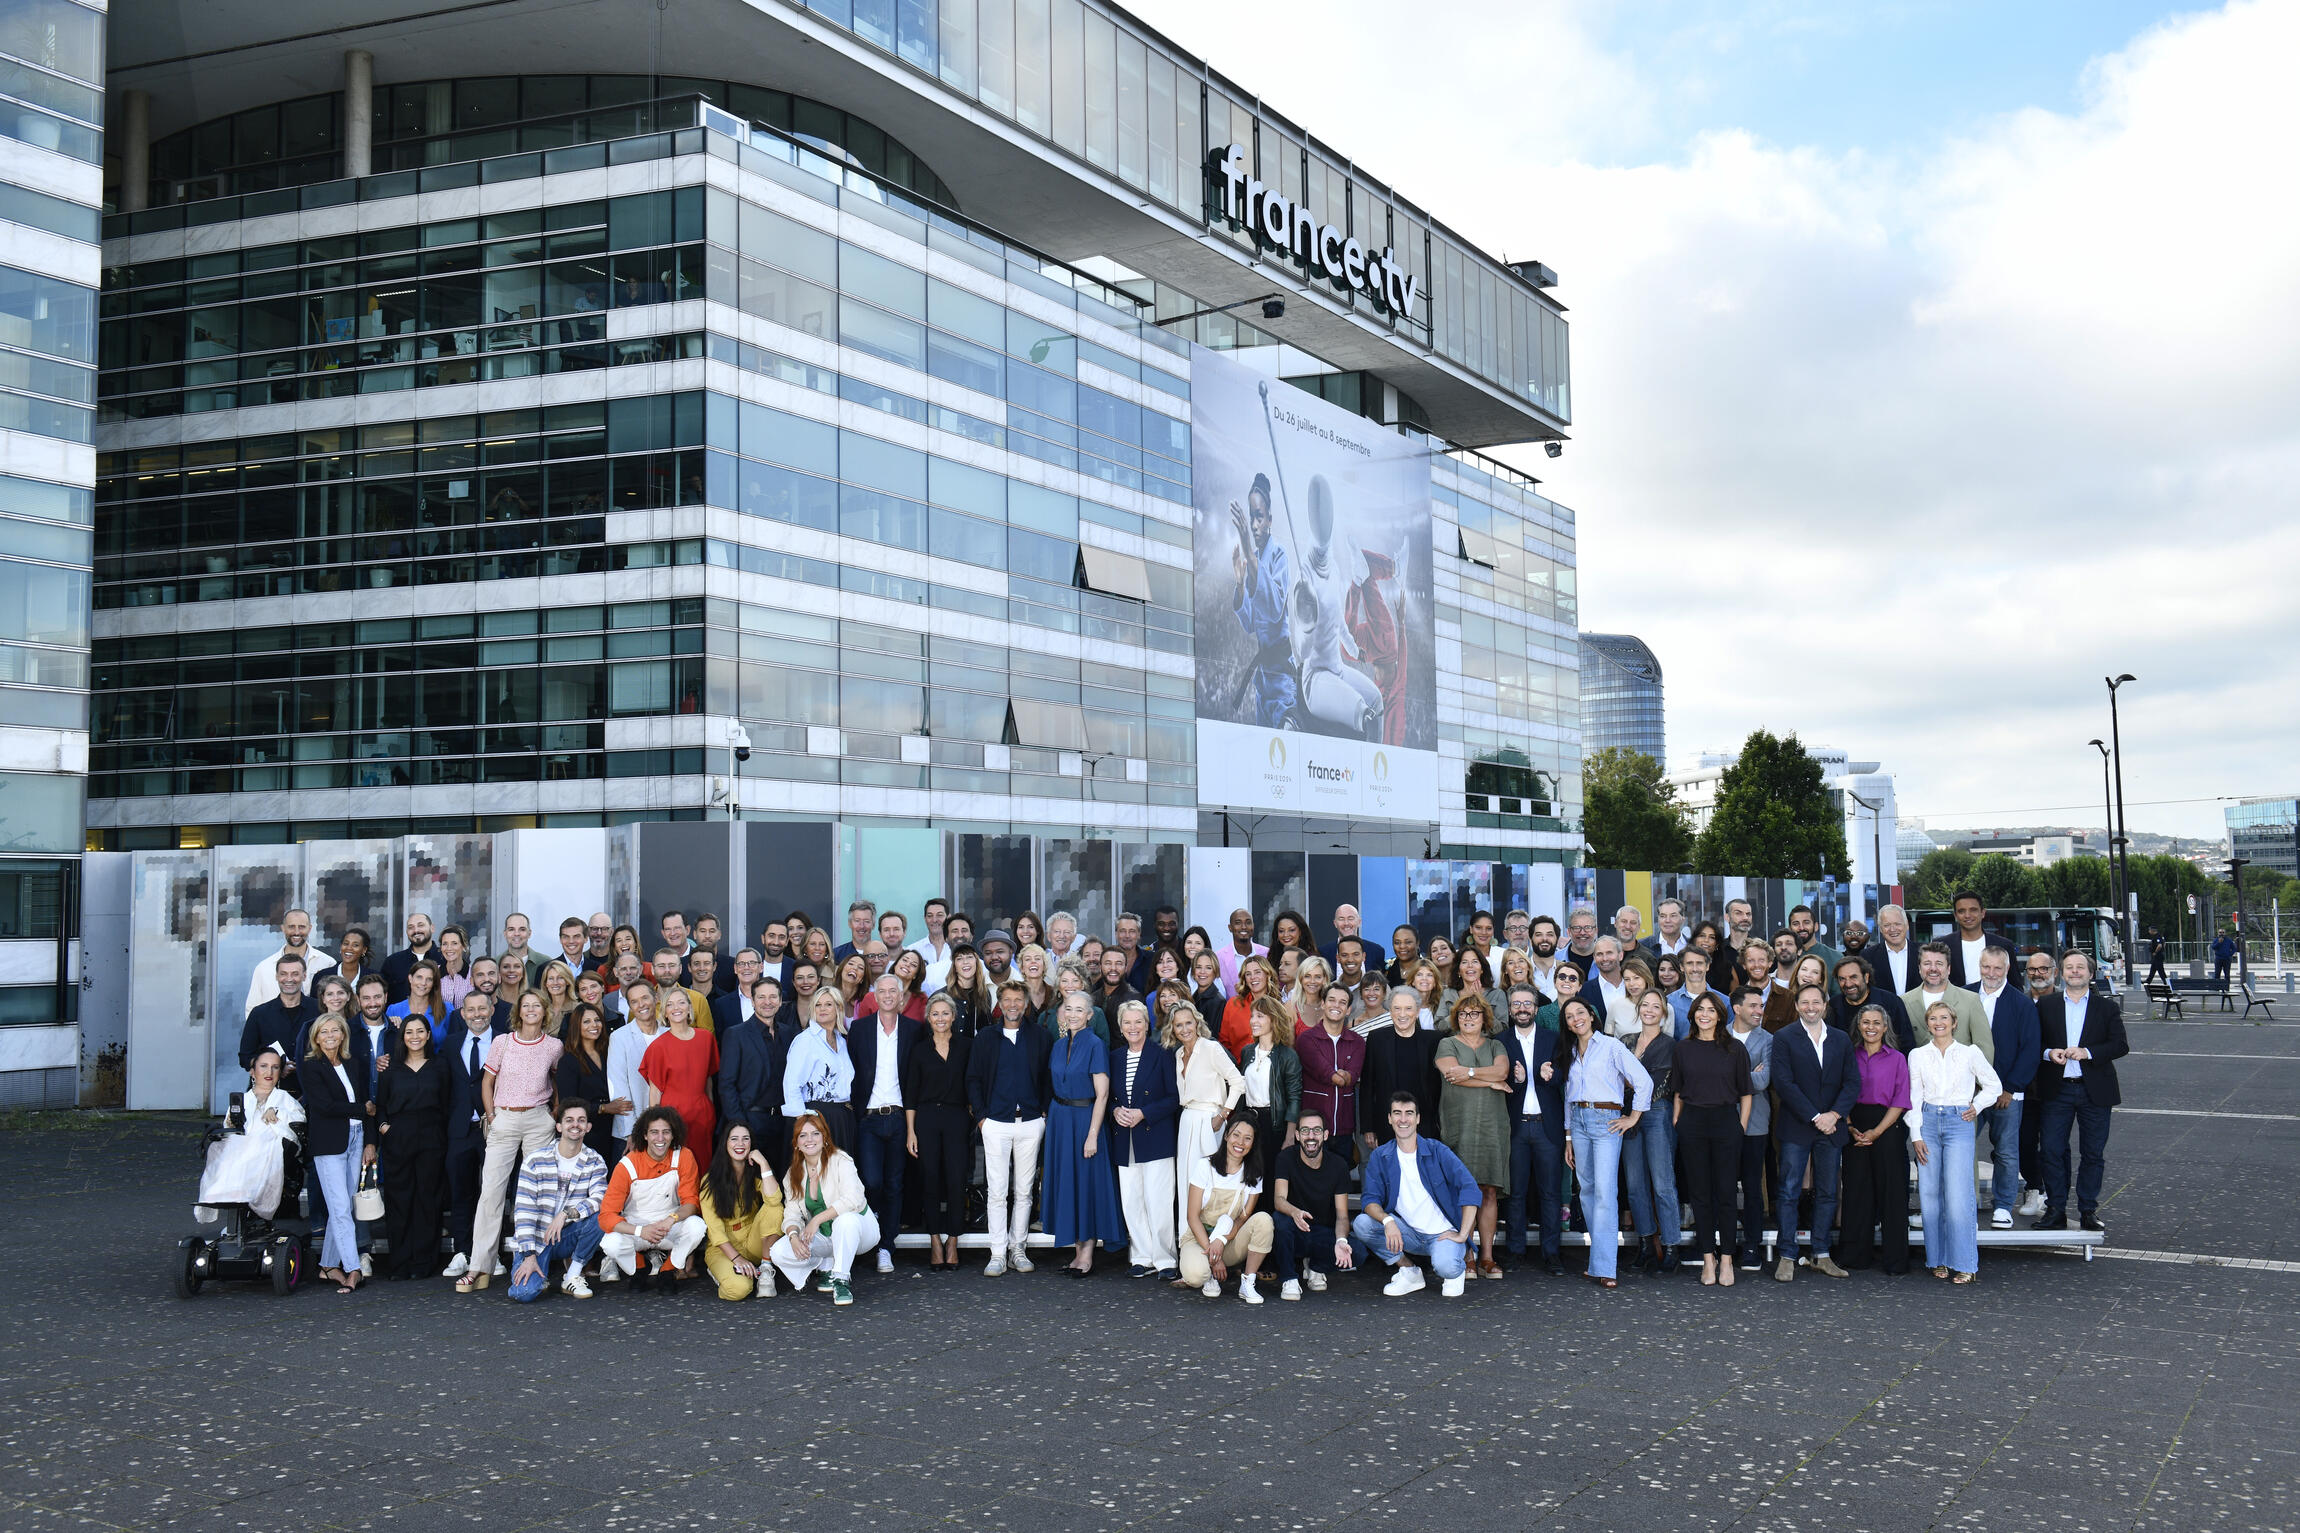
[1967,946,2042,1227]
[1106,1016,1180,1277]
[719,977,789,1178]
[1498,983,1568,1275]
[2032,949,2126,1232]
[438,988,507,1279]
[1770,983,1859,1280]
[847,974,925,1271]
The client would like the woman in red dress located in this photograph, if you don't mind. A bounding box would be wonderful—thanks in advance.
[639,987,721,1155]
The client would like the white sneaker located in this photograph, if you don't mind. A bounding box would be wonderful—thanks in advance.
[1440,1274,1467,1298]
[560,1268,593,1299]
[1239,1275,1263,1305]
[1303,1270,1328,1292]
[1279,1279,1302,1302]
[2021,1190,2044,1216]
[598,1262,621,1283]
[1008,1248,1035,1273]
[359,1254,373,1277]
[876,1249,894,1274]
[442,1253,470,1279]
[1382,1265,1427,1297]
[984,1255,1007,1277]
[1992,1208,2014,1229]
[1200,1278,1221,1298]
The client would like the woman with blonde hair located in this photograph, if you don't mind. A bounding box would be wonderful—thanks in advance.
[535,959,579,1038]
[1163,1001,1243,1238]
[301,1013,373,1293]
[1018,942,1058,1014]
[1222,954,1277,1058]
[1288,956,1333,1040]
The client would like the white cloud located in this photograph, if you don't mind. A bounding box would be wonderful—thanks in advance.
[1138,0,2300,838]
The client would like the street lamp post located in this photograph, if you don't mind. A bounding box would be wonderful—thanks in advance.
[2089,739,2118,949]
[2106,675,2137,984]
[2229,855,2251,985]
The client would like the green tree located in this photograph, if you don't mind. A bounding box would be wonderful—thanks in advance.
[2128,853,2215,938]
[1903,847,1974,909]
[1580,747,1693,871]
[1962,853,2042,910]
[2036,856,2113,908]
[1692,730,1849,879]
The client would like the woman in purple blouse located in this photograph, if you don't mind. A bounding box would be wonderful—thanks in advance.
[1837,1005,1912,1275]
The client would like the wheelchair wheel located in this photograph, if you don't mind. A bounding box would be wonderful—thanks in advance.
[172,1240,207,1299]
[270,1237,303,1297]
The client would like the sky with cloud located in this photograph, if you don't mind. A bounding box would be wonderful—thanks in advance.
[1134,0,2298,840]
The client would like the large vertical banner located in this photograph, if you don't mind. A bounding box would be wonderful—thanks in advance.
[1190,345,1437,819]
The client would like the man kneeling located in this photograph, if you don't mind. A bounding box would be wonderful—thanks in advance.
[598,1106,706,1294]
[508,1102,610,1301]
[1351,1094,1480,1298]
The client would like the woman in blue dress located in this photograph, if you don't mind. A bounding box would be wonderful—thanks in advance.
[1042,991,1126,1277]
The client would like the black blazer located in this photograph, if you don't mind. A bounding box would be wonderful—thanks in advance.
[441,1021,503,1145]
[1827,988,1913,1050]
[1771,1025,1859,1146]
[301,1053,371,1157]
[848,1014,924,1110]
[2035,993,2127,1107]
[1866,944,1921,1001]
[1500,1021,1565,1131]
[1104,1039,1179,1165]
[709,990,752,1035]
[717,1016,786,1145]
[1945,931,2020,988]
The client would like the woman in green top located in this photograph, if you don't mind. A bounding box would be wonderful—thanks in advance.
[1435,993,1513,1278]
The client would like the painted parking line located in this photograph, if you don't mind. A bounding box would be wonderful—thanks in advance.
[2118,1108,2300,1121]
[2130,1052,2300,1060]
[2089,1247,2300,1275]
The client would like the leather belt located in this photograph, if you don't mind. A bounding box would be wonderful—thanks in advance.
[1054,1096,1095,1108]
[865,1105,903,1115]
[1570,1100,1623,1111]
[805,1100,848,1112]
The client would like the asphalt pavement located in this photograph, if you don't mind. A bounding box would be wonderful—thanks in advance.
[1,1017,2293,1532]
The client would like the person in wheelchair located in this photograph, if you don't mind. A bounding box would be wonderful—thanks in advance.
[196,1047,306,1239]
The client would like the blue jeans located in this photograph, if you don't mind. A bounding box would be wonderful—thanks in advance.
[1915,1107,1979,1273]
[1567,1105,1626,1279]
[508,1214,605,1302]
[1504,1114,1565,1258]
[1980,1098,2023,1213]
[2036,1082,2112,1215]
[856,1108,907,1243]
[311,1123,364,1273]
[1776,1135,1842,1259]
[1622,1103,1680,1242]
[1349,1212,1469,1281]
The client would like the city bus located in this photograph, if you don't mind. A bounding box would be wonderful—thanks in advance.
[1908,907,2127,988]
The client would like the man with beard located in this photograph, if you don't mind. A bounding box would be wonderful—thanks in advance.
[1789,904,1841,979]
[1827,956,1912,1049]
[1525,915,1566,1002]
[1564,906,1601,972]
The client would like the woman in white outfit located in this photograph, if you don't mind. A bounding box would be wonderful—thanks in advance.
[196,1047,305,1225]
[1163,1002,1242,1238]
[769,1112,878,1306]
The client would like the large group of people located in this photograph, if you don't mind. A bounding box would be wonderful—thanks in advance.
[211,886,2124,1302]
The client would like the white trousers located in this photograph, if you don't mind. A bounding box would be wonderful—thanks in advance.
[599,1215,707,1274]
[981,1115,1046,1255]
[1118,1158,1178,1271]
[1176,1106,1221,1228]
[468,1106,554,1267]
[769,1208,881,1285]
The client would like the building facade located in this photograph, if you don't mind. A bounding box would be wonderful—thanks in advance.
[85,0,1581,876]
[0,0,103,1105]
[1672,744,1899,894]
[1577,631,1661,763]
[2226,797,2299,880]
[1964,831,2104,869]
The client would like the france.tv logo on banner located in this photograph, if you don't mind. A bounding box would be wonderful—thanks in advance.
[1189,344,1438,820]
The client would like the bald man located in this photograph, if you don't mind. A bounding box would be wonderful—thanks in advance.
[1320,903,1387,973]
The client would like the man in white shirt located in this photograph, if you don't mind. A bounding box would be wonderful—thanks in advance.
[1525,916,1565,1001]
[1043,910,1078,960]
[244,907,334,1017]
[2035,950,2125,1233]
[908,897,953,990]
[1586,938,1634,1037]
[854,974,919,1274]
[1217,907,1267,994]
[1642,900,1690,958]
[1351,1095,1480,1298]
[1947,892,2015,987]
[1970,946,2042,1225]
[1866,904,1917,999]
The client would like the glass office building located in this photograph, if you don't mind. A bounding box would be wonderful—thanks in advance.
[0,0,102,1104]
[1578,632,1662,765]
[86,0,1579,871]
[2227,798,2299,880]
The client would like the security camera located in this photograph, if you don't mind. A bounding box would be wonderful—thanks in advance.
[1543,441,1562,459]
[1261,298,1285,320]
[730,723,752,763]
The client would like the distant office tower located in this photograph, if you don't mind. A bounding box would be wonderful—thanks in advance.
[1579,633,1663,764]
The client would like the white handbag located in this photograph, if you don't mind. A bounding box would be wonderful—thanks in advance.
[353,1161,386,1222]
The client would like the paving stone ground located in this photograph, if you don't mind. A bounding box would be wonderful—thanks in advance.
[2,1018,2294,1531]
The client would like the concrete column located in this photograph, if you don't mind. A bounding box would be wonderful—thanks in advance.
[343,50,374,178]
[119,90,150,213]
